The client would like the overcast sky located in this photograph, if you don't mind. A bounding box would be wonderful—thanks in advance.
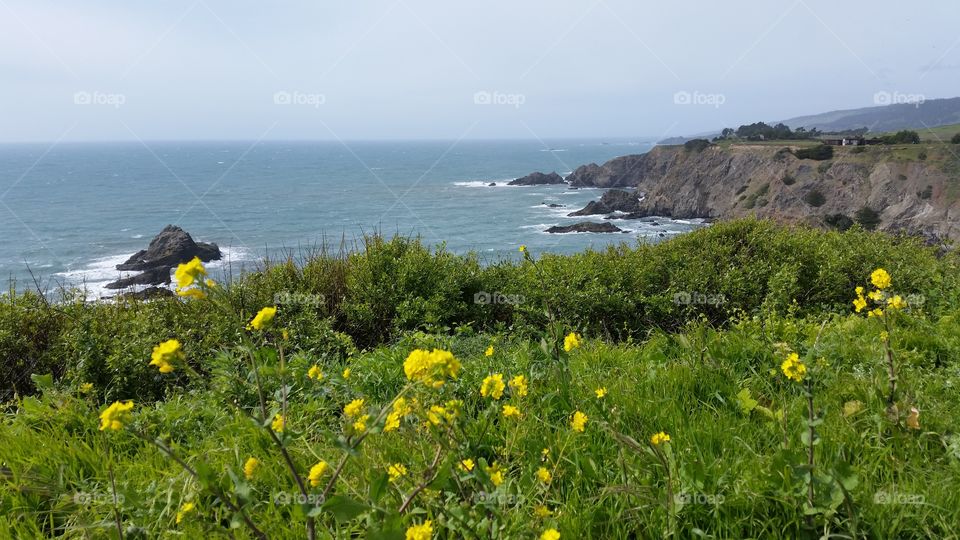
[1,0,958,142]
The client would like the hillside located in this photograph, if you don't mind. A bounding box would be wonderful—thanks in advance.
[783,97,960,132]
[565,141,960,242]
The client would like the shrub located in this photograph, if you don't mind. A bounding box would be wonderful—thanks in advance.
[782,174,796,186]
[854,206,882,230]
[952,133,960,144]
[683,139,712,152]
[795,145,834,160]
[824,213,854,231]
[803,190,827,207]
[918,185,933,200]
[879,130,921,145]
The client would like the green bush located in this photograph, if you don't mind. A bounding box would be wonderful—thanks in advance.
[683,139,712,152]
[854,206,882,230]
[951,133,960,144]
[803,189,827,207]
[794,145,834,160]
[879,130,921,145]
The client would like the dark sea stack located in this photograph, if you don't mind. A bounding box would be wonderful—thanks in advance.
[116,225,221,272]
[488,182,497,186]
[508,171,565,186]
[546,222,624,234]
[569,189,643,216]
[119,286,176,300]
[105,266,172,289]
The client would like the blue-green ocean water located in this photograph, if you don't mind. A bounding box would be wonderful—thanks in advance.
[0,139,703,298]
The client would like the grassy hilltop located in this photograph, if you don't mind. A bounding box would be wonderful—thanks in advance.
[2,220,960,538]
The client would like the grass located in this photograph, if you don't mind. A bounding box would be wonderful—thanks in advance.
[2,221,960,538]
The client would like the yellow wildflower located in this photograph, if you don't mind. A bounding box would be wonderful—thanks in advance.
[880,330,889,342]
[650,431,671,445]
[98,400,134,431]
[502,404,521,419]
[855,286,864,296]
[149,339,183,374]
[403,349,461,387]
[485,345,494,357]
[570,411,588,433]
[486,462,505,487]
[308,461,329,486]
[343,367,351,379]
[541,529,560,540]
[887,295,906,310]
[780,353,807,383]
[480,373,506,400]
[307,365,323,381]
[871,268,892,290]
[519,245,527,253]
[868,290,884,302]
[247,306,277,331]
[243,457,260,480]
[563,332,581,352]
[177,287,206,300]
[853,296,868,312]
[508,374,528,397]
[536,466,552,484]
[534,505,552,518]
[595,387,607,399]
[352,414,369,433]
[175,501,195,524]
[458,458,475,472]
[384,397,411,432]
[344,398,365,418]
[79,382,94,394]
[271,413,286,433]
[868,308,884,318]
[174,257,206,289]
[541,447,550,457]
[388,463,408,483]
[405,520,433,540]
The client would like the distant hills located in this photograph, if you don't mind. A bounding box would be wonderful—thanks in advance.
[660,97,960,144]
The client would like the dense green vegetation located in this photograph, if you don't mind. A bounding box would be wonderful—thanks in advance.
[2,220,959,538]
[794,145,834,161]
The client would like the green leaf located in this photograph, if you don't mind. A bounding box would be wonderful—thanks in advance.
[30,373,53,390]
[368,471,389,503]
[321,495,370,523]
[735,388,758,414]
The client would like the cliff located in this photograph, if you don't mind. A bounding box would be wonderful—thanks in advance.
[566,143,960,241]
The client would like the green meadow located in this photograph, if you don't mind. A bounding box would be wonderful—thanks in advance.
[2,219,959,539]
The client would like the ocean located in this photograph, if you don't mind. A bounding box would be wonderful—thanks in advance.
[0,139,704,298]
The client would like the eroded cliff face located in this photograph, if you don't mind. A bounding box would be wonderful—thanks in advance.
[569,144,960,241]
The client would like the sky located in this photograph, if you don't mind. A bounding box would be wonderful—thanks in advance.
[1,0,958,142]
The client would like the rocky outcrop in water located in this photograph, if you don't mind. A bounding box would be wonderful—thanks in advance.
[106,225,221,290]
[546,222,624,234]
[508,171,565,186]
[568,190,643,216]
